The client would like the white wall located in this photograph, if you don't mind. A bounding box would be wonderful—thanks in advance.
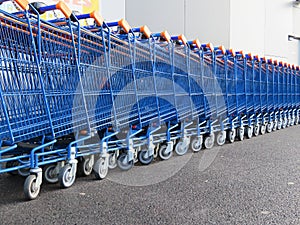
[230,0,295,63]
[125,0,184,35]
[101,0,125,21]
[101,0,299,64]
[230,0,265,56]
[186,0,230,46]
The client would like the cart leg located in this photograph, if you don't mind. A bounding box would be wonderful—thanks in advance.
[117,139,135,171]
[138,135,155,165]
[24,167,42,200]
[58,147,78,188]
[191,135,203,152]
[216,131,226,146]
[175,130,190,156]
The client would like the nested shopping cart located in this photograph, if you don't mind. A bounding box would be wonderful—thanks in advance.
[0,0,299,201]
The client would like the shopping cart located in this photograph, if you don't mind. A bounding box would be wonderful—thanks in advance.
[0,0,299,201]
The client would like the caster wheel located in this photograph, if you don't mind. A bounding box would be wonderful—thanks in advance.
[216,131,226,146]
[237,127,244,141]
[158,144,173,160]
[277,121,282,130]
[44,164,58,184]
[253,125,260,136]
[191,136,202,152]
[246,126,253,139]
[59,164,76,188]
[18,167,30,177]
[260,125,266,135]
[24,175,40,200]
[108,153,118,169]
[282,118,287,129]
[204,133,215,149]
[227,129,236,143]
[6,161,19,176]
[138,150,154,165]
[266,123,273,133]
[175,141,189,156]
[273,121,277,131]
[77,157,93,177]
[94,158,108,180]
[117,153,134,171]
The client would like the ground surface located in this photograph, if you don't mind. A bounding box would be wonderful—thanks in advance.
[0,125,299,225]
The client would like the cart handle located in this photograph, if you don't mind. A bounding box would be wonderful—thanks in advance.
[106,19,131,33]
[151,31,171,42]
[0,0,29,10]
[226,49,236,57]
[131,25,152,39]
[235,51,245,58]
[267,58,273,64]
[187,39,201,49]
[34,1,72,18]
[214,45,226,54]
[76,11,104,26]
[245,53,252,60]
[253,55,260,62]
[171,34,188,45]
[201,43,214,52]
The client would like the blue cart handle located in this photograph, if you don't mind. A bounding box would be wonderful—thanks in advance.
[245,53,253,60]
[76,11,104,26]
[226,49,236,57]
[132,25,152,39]
[106,19,131,34]
[214,45,226,54]
[253,55,260,62]
[35,1,72,18]
[152,31,171,42]
[171,34,188,45]
[201,43,214,52]
[187,39,201,49]
[235,51,245,58]
[0,0,29,10]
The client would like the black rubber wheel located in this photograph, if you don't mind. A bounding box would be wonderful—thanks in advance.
[44,164,58,184]
[77,157,93,177]
[138,150,154,165]
[94,158,108,180]
[117,153,134,171]
[59,164,76,188]
[191,137,202,152]
[24,175,40,200]
[216,132,226,146]
[158,144,173,160]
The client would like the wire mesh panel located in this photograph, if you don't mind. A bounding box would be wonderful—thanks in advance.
[286,68,292,109]
[109,36,138,127]
[260,63,268,113]
[282,67,288,110]
[278,66,284,110]
[173,46,192,120]
[154,42,177,122]
[0,12,52,143]
[79,29,114,130]
[245,60,254,115]
[214,57,227,119]
[236,59,246,115]
[297,72,300,107]
[253,62,261,112]
[189,51,205,119]
[273,65,279,112]
[133,40,158,127]
[202,55,216,119]
[267,64,275,113]
[227,59,237,116]
[291,68,296,109]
